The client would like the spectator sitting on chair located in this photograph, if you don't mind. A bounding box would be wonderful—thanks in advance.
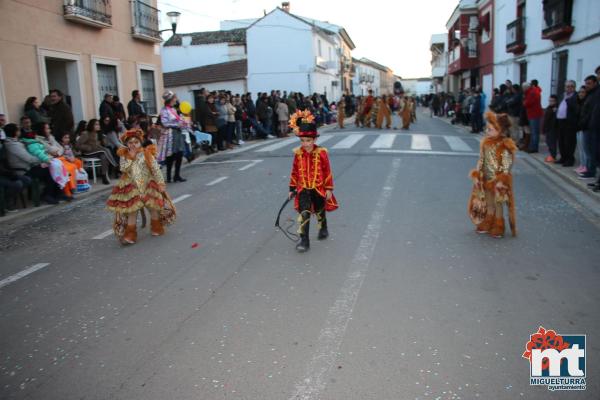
[101,115,124,160]
[74,120,87,142]
[3,123,61,204]
[22,124,72,201]
[76,119,118,184]
[20,115,33,136]
[34,122,81,199]
[1,140,31,212]
[58,131,83,198]
[34,121,63,158]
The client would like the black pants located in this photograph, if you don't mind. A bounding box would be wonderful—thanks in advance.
[297,189,327,237]
[26,166,61,198]
[165,151,183,181]
[557,119,577,164]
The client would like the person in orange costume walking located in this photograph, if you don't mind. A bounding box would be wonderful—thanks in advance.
[468,112,517,238]
[399,96,412,130]
[337,98,346,129]
[376,94,392,129]
[288,110,338,253]
[106,129,176,245]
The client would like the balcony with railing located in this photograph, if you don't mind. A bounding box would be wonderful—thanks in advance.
[506,16,526,54]
[63,0,112,28]
[542,0,574,42]
[131,0,161,42]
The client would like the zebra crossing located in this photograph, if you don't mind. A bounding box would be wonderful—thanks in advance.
[248,133,481,156]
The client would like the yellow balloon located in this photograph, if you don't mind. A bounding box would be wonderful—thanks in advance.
[179,101,192,115]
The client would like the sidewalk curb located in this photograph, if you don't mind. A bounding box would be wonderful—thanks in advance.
[0,121,342,228]
[433,112,600,208]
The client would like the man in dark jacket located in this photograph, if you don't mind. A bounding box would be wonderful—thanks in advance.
[99,93,115,120]
[47,89,74,142]
[505,84,523,139]
[194,88,209,131]
[555,80,578,166]
[127,90,146,121]
[585,67,600,189]
[579,74,599,179]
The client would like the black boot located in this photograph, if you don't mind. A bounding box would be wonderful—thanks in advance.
[296,213,310,252]
[317,212,329,240]
[296,235,310,252]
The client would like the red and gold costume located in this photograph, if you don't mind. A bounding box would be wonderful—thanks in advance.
[288,110,338,252]
[289,145,338,212]
[106,129,176,244]
[376,96,392,129]
[363,94,375,127]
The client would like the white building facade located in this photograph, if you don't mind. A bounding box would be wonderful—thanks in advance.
[352,59,381,96]
[246,8,342,100]
[430,33,448,93]
[494,0,600,104]
[161,29,246,73]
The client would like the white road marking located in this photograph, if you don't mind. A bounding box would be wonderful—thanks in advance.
[332,133,364,149]
[377,149,479,156]
[92,194,192,239]
[93,229,115,240]
[289,158,402,400]
[238,160,263,171]
[444,136,473,151]
[411,134,432,150]
[172,194,192,203]
[227,141,275,154]
[370,134,396,149]
[314,135,334,145]
[255,137,297,152]
[199,159,262,165]
[206,176,228,186]
[0,263,50,289]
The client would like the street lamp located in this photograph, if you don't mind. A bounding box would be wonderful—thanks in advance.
[161,11,181,35]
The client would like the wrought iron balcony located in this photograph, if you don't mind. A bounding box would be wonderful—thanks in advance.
[542,0,574,41]
[131,0,161,42]
[506,17,526,54]
[63,0,112,28]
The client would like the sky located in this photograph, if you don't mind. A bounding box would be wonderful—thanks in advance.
[157,0,458,79]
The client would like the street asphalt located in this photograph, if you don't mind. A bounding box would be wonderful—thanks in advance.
[0,110,598,399]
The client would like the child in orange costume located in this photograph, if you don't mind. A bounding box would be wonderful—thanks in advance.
[376,95,392,129]
[57,132,83,197]
[337,98,345,129]
[106,129,175,245]
[288,110,338,252]
[468,112,517,238]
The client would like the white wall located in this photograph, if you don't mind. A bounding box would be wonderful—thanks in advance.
[167,80,247,105]
[247,9,316,95]
[416,81,433,96]
[352,63,381,96]
[494,0,600,107]
[162,42,245,73]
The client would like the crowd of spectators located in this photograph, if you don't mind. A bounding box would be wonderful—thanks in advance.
[0,86,343,214]
[423,65,600,192]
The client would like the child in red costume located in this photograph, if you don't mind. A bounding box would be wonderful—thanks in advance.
[288,110,338,252]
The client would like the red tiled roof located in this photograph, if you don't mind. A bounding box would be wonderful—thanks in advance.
[163,59,247,87]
